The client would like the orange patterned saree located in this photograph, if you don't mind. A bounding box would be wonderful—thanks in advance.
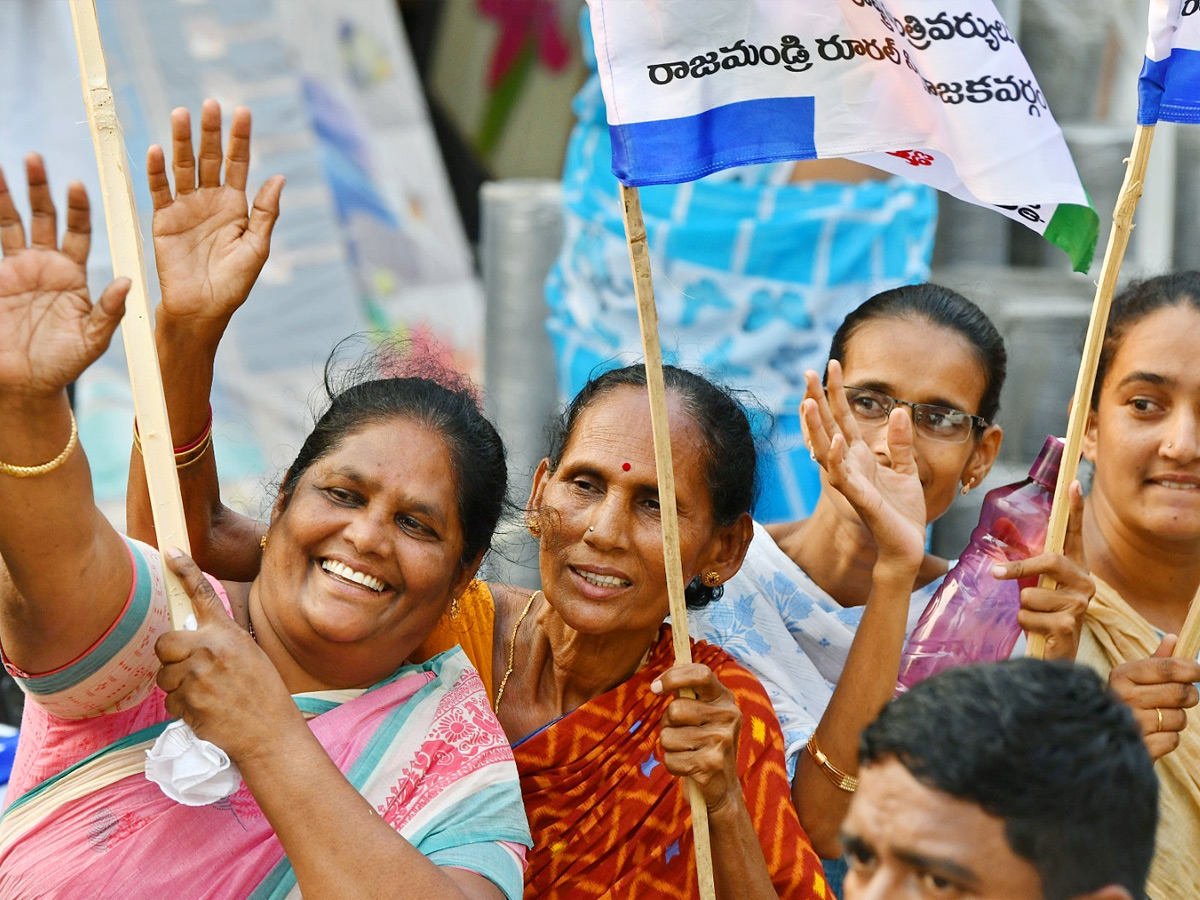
[513,626,828,899]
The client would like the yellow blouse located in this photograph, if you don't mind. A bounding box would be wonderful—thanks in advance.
[412,579,497,703]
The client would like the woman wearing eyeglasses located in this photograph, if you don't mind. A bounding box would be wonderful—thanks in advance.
[691,284,1094,866]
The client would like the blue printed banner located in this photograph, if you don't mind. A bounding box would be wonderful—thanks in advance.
[586,0,1099,271]
[1139,0,1200,124]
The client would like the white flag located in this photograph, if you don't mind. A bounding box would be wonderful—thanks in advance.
[587,0,1098,271]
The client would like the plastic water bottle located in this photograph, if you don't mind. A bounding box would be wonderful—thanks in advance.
[895,435,1065,694]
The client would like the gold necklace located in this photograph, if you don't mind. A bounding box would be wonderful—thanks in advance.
[494,589,540,710]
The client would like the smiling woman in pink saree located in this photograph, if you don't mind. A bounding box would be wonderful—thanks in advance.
[0,119,529,900]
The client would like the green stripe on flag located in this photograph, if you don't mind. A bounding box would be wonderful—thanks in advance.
[1045,203,1099,273]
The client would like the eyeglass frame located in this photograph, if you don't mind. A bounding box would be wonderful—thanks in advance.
[841,385,989,444]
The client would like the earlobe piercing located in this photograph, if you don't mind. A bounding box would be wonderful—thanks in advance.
[960,478,976,496]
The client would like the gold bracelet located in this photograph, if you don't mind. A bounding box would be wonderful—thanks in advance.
[133,417,213,470]
[173,430,214,470]
[0,409,78,478]
[806,733,859,793]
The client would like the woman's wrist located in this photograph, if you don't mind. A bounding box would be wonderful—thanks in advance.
[873,557,921,585]
[228,701,311,776]
[705,782,749,822]
[0,391,71,436]
[155,306,232,351]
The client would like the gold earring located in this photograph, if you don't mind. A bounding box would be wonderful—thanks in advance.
[449,595,461,619]
[960,478,975,497]
[702,571,722,587]
[526,517,542,538]
[260,533,268,550]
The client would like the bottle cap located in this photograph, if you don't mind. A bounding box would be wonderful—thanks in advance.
[1029,435,1066,491]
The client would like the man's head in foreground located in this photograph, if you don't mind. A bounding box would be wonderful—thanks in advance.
[842,659,1157,900]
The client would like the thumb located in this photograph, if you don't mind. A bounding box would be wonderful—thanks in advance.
[89,277,130,352]
[96,276,131,318]
[163,546,228,626]
[248,175,285,248]
[1154,634,1179,659]
[1062,480,1087,566]
[886,406,916,474]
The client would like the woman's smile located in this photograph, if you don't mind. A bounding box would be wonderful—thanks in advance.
[531,385,723,633]
[319,557,389,593]
[570,564,633,593]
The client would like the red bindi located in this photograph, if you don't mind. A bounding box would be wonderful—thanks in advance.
[622,462,631,471]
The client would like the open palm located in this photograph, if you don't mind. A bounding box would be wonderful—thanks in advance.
[0,158,128,396]
[801,362,927,567]
[150,101,283,327]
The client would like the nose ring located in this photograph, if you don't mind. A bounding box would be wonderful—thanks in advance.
[1166,442,1174,450]
[587,526,595,533]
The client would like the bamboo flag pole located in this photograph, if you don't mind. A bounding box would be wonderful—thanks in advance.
[619,183,717,900]
[69,0,194,628]
[1026,124,1156,660]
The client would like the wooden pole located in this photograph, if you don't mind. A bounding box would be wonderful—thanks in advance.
[69,0,194,628]
[619,183,717,900]
[1027,125,1155,660]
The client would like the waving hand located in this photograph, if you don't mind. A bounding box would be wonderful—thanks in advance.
[0,156,128,396]
[149,99,283,332]
[801,359,926,569]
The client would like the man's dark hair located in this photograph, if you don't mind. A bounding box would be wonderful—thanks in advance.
[861,660,1157,900]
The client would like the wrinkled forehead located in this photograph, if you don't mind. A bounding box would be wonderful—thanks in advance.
[566,385,703,453]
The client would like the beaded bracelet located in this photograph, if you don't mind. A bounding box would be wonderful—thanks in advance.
[806,733,859,793]
[0,410,78,479]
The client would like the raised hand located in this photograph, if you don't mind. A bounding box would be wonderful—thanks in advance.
[800,359,926,568]
[149,100,284,335]
[0,156,129,397]
[995,481,1094,660]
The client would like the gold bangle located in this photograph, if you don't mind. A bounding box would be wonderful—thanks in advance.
[133,420,213,470]
[806,733,859,793]
[0,409,78,478]
[173,430,213,470]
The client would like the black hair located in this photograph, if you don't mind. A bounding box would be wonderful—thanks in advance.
[1092,271,1200,408]
[861,660,1157,900]
[279,347,507,569]
[545,364,756,609]
[828,283,1007,425]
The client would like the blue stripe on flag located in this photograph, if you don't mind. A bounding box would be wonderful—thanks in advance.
[1139,47,1200,125]
[609,97,816,187]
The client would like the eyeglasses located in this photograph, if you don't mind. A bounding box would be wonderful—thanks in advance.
[843,386,988,444]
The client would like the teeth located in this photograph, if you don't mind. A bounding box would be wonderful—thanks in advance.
[321,560,386,592]
[1156,481,1199,490]
[579,570,630,589]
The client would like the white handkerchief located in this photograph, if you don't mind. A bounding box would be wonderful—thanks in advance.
[145,721,242,806]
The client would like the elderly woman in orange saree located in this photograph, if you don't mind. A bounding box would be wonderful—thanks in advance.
[487,364,826,899]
